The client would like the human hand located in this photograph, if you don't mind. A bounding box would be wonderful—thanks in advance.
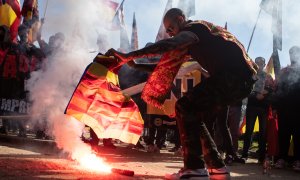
[127,60,136,68]
[105,48,130,62]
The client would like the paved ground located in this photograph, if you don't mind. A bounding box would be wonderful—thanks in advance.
[0,134,299,180]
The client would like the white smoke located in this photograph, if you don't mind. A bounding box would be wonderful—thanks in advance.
[25,0,119,158]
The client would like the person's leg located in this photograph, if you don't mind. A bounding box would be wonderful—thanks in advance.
[275,109,292,169]
[147,118,156,146]
[176,97,206,169]
[292,116,300,171]
[0,119,8,134]
[179,72,250,169]
[203,111,216,140]
[227,105,242,154]
[277,110,291,161]
[177,99,225,170]
[214,117,224,153]
[215,106,235,157]
[172,72,254,179]
[257,107,268,162]
[156,125,168,149]
[173,125,181,149]
[242,106,257,158]
[200,113,225,169]
[293,128,300,160]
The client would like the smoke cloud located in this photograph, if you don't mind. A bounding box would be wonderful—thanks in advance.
[25,0,120,160]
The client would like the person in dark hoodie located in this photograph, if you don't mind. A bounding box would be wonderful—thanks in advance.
[106,8,258,179]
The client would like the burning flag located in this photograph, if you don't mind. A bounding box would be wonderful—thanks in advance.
[0,0,21,42]
[65,54,144,145]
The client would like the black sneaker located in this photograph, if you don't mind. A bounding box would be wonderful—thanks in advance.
[233,156,246,164]
[224,155,233,165]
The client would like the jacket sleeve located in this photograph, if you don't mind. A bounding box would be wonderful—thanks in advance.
[126,31,199,60]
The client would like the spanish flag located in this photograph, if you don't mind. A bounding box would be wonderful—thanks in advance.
[0,0,21,42]
[265,54,275,80]
[65,54,144,145]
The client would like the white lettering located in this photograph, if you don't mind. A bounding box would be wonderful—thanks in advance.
[0,98,30,114]
[19,100,27,114]
[11,99,19,112]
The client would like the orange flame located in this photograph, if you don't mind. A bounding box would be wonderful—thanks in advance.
[78,153,112,173]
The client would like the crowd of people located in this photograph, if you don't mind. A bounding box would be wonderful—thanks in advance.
[0,18,64,139]
[1,6,300,180]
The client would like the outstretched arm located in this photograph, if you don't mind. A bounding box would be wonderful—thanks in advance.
[127,60,157,72]
[105,31,199,62]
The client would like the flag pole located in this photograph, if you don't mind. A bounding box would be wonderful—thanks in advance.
[43,0,49,19]
[247,8,262,53]
[113,0,125,18]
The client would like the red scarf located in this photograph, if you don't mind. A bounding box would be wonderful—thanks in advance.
[141,48,190,108]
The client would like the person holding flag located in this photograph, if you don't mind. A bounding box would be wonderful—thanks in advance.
[241,57,275,163]
[106,8,258,179]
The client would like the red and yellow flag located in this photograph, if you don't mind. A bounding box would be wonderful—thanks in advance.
[0,0,21,42]
[65,55,144,145]
[265,54,275,80]
[21,0,39,43]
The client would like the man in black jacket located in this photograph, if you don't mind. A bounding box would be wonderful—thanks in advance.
[106,8,258,179]
[242,57,274,163]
